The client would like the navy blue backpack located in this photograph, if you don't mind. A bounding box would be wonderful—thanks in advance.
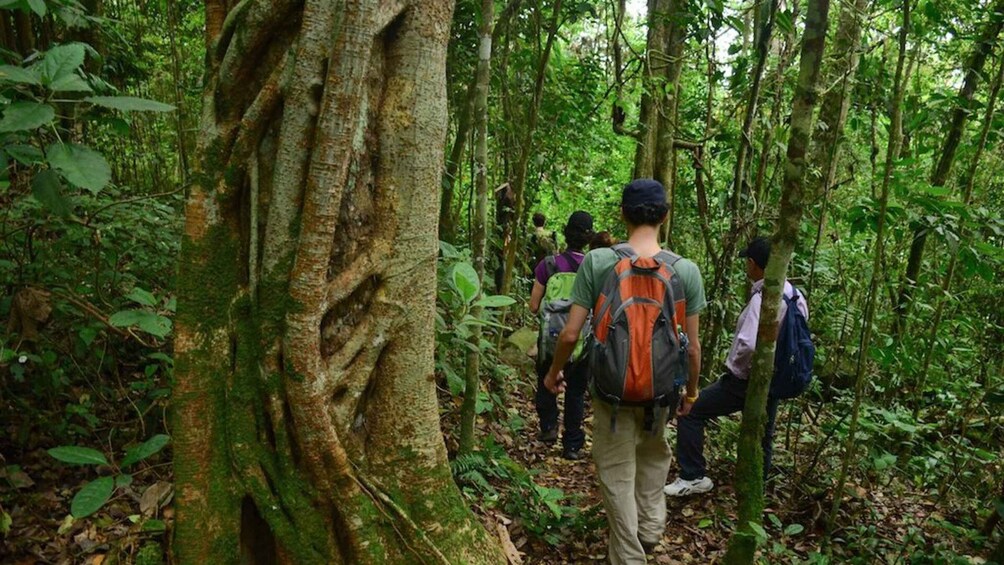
[770,286,815,399]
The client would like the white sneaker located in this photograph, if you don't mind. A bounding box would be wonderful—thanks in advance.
[664,476,714,497]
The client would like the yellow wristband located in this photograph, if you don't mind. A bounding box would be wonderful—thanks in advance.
[685,390,699,403]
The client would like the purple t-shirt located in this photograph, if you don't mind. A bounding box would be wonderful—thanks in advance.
[534,251,585,285]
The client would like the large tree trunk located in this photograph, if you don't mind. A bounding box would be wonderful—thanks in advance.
[172,1,505,563]
[722,0,830,561]
[460,0,497,455]
[826,0,912,538]
[893,0,1004,336]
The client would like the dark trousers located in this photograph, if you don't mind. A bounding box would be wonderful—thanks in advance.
[676,372,780,480]
[535,358,588,451]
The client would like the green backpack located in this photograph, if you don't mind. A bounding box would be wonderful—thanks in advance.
[536,254,589,373]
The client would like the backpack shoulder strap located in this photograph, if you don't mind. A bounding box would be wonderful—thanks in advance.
[611,243,636,260]
[543,255,558,279]
[655,249,683,272]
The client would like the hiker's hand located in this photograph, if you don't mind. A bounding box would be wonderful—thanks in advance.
[544,369,565,394]
[677,396,695,417]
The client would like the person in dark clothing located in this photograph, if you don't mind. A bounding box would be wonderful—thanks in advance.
[664,237,809,496]
[530,211,593,460]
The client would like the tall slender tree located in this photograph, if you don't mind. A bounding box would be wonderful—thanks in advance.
[173,0,505,562]
[459,0,497,455]
[723,0,831,561]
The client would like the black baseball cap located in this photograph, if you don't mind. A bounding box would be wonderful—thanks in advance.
[621,179,666,208]
[566,210,594,233]
[739,236,771,268]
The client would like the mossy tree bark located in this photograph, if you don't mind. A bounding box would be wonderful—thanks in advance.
[722,0,830,561]
[892,0,1004,337]
[806,0,870,292]
[459,0,496,455]
[172,0,506,563]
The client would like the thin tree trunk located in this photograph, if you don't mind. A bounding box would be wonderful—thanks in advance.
[499,0,563,298]
[166,0,190,184]
[893,0,1004,336]
[632,0,670,178]
[460,0,496,456]
[722,0,830,561]
[805,0,868,292]
[173,1,505,562]
[825,0,911,540]
[440,79,475,243]
[911,55,1004,413]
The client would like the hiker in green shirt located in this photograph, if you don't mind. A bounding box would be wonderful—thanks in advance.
[544,179,706,564]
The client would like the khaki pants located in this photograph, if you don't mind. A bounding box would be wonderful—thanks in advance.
[592,399,673,565]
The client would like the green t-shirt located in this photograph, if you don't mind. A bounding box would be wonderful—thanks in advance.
[571,247,707,316]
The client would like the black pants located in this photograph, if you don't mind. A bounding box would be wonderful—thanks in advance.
[676,372,780,480]
[535,358,588,451]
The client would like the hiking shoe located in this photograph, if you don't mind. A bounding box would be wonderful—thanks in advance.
[561,447,585,460]
[537,428,558,444]
[663,476,714,497]
[640,539,659,555]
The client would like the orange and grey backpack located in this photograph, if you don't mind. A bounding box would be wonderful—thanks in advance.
[589,243,689,426]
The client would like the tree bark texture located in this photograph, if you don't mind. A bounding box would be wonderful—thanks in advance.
[826,0,911,537]
[173,1,505,563]
[806,0,868,293]
[722,0,830,561]
[893,0,1004,336]
[460,0,496,455]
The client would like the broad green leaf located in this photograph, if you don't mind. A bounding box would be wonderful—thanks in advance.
[32,170,71,218]
[40,43,86,84]
[121,434,170,468]
[115,474,133,488]
[439,240,461,259]
[50,73,92,93]
[450,262,480,304]
[27,0,45,16]
[108,310,172,338]
[474,295,515,308]
[698,518,713,528]
[0,65,41,85]
[5,144,44,164]
[71,476,114,518]
[85,96,174,113]
[125,287,157,307]
[783,523,805,536]
[78,326,97,346]
[46,143,111,194]
[748,521,769,541]
[47,446,108,466]
[0,510,10,535]
[0,101,55,132]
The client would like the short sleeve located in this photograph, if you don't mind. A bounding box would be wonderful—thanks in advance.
[673,258,707,316]
[534,259,550,285]
[571,252,596,309]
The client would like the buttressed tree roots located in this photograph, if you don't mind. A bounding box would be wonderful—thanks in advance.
[173,0,506,562]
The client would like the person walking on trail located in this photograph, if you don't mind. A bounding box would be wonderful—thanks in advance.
[530,211,594,460]
[664,236,810,497]
[529,212,558,268]
[544,180,706,564]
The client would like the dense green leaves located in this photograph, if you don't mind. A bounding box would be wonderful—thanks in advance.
[108,310,172,338]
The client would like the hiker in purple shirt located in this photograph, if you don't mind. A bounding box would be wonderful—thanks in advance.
[665,236,809,496]
[530,211,594,460]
